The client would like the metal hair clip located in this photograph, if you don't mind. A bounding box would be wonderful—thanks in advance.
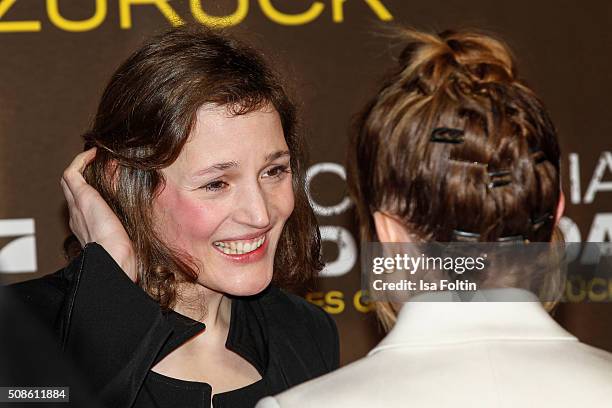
[453,229,528,243]
[530,212,554,231]
[497,235,527,243]
[430,127,465,144]
[448,157,487,167]
[452,230,481,242]
[487,170,512,188]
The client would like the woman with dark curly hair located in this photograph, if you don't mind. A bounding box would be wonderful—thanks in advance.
[11,26,338,408]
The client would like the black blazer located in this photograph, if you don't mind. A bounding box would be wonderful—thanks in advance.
[9,243,339,408]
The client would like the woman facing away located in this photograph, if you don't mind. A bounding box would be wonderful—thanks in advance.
[257,28,612,408]
[10,26,338,408]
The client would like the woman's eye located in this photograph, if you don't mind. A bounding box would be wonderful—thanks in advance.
[201,180,228,191]
[264,165,291,179]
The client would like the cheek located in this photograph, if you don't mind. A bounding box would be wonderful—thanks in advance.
[154,187,222,245]
[274,179,295,221]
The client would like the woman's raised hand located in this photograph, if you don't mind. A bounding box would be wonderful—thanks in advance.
[60,147,138,282]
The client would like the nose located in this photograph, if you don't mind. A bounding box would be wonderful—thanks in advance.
[233,182,271,229]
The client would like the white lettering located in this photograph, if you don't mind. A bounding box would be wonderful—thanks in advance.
[319,225,356,277]
[584,151,612,203]
[0,218,37,273]
[305,162,352,216]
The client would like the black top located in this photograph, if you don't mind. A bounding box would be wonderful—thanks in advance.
[10,243,339,408]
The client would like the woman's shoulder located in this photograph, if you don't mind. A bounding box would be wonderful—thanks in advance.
[7,268,71,330]
[10,268,69,296]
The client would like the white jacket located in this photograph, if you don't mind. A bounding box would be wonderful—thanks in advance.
[257,290,612,408]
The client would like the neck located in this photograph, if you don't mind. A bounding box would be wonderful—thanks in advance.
[173,282,231,335]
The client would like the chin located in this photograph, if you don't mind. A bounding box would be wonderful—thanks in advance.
[220,271,273,297]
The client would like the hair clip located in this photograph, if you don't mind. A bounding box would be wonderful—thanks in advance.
[452,229,480,242]
[497,235,527,243]
[430,127,465,144]
[487,170,512,188]
[453,229,528,243]
[448,157,487,167]
[530,212,554,231]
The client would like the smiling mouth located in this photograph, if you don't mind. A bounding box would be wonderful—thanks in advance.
[213,234,266,255]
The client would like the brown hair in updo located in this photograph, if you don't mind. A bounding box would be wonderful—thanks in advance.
[350,28,560,243]
[347,28,562,328]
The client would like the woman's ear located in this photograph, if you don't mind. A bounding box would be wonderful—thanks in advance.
[373,211,413,243]
[555,190,565,225]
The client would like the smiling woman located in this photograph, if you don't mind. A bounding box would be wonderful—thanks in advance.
[10,25,338,408]
[151,105,295,298]
[80,26,321,309]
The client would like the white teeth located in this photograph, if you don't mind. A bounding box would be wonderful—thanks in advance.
[214,235,266,255]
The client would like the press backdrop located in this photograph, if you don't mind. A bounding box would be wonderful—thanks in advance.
[0,0,611,364]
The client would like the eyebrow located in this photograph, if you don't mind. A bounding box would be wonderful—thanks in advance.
[192,150,290,177]
[265,150,290,162]
[193,161,239,177]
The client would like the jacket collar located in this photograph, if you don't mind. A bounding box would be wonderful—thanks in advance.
[156,292,270,377]
[369,289,577,356]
